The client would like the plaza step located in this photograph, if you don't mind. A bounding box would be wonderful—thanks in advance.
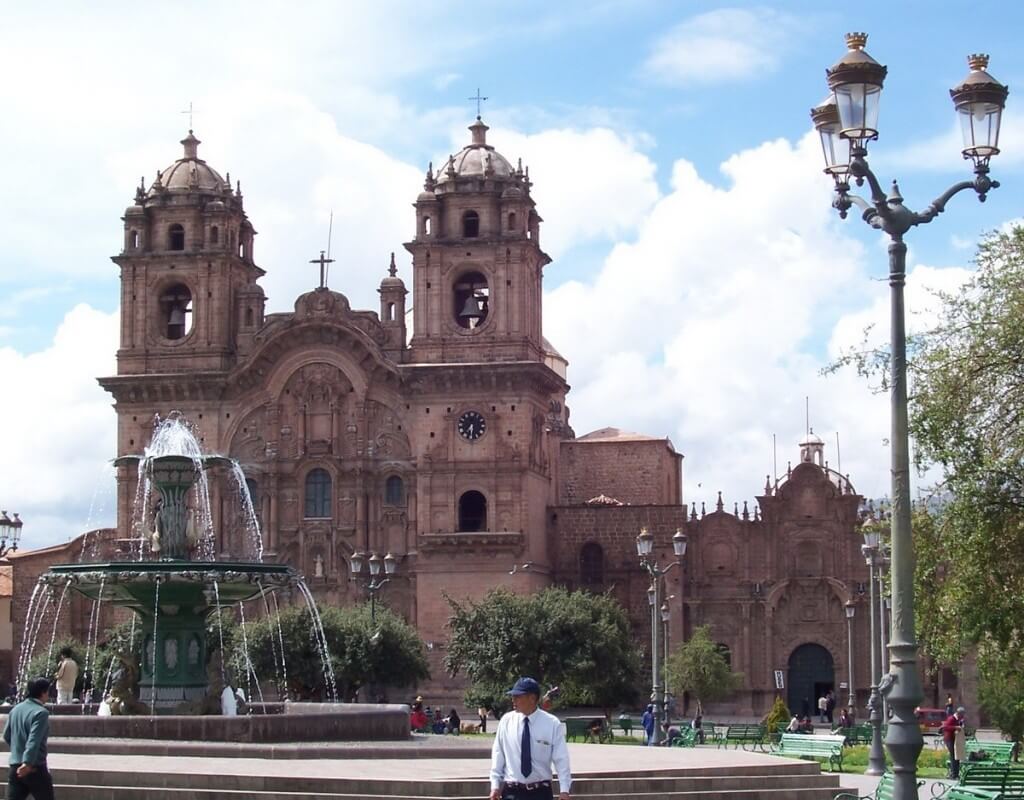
[45,763,853,800]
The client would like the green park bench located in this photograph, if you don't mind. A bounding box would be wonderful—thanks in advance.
[834,772,924,800]
[617,715,633,736]
[945,789,1003,800]
[702,721,724,744]
[564,717,613,744]
[718,723,767,751]
[836,723,873,745]
[670,726,699,747]
[774,733,847,772]
[965,739,1019,764]
[958,763,1024,799]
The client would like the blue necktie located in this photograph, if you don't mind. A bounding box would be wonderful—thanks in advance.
[521,716,532,778]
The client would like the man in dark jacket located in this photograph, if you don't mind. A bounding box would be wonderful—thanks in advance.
[942,707,966,779]
[3,677,53,800]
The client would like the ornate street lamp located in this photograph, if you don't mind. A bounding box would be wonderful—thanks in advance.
[813,34,1008,800]
[0,511,23,558]
[636,527,685,745]
[349,550,399,621]
[845,600,856,712]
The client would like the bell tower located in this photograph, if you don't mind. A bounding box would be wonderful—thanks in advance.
[404,117,549,364]
[113,131,265,374]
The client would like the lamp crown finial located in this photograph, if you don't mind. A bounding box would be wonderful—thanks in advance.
[968,53,990,71]
[845,32,868,50]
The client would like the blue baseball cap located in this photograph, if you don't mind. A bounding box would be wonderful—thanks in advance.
[507,677,541,696]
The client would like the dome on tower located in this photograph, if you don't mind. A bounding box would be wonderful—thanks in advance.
[148,131,228,196]
[436,117,515,183]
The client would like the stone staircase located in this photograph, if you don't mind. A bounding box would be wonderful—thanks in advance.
[47,761,853,799]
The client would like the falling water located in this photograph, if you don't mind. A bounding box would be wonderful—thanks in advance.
[15,582,43,692]
[236,601,264,709]
[129,458,154,561]
[148,577,160,715]
[44,580,72,674]
[295,580,338,702]
[212,581,228,689]
[269,587,290,702]
[80,577,106,711]
[229,463,264,562]
[256,580,284,700]
[17,584,55,696]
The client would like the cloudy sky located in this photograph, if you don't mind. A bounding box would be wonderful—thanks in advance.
[1,1,1022,547]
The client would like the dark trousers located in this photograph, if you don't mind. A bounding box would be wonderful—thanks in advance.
[501,784,553,800]
[7,765,55,800]
[947,738,960,779]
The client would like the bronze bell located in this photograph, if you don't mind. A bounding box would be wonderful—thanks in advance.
[459,293,485,321]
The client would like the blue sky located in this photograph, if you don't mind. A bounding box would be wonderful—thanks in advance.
[1,1,1021,546]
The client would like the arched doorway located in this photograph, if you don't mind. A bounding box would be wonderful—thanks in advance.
[787,643,834,717]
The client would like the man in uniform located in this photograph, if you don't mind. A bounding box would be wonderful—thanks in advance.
[490,677,571,800]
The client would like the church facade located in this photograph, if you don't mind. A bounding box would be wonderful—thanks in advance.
[80,118,960,714]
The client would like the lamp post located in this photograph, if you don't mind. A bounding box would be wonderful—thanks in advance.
[878,544,891,720]
[862,530,887,776]
[661,601,672,724]
[636,527,687,745]
[813,34,1008,799]
[349,550,399,622]
[0,512,23,558]
[845,600,856,713]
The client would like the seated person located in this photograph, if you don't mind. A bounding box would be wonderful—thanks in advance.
[662,721,681,746]
[431,708,446,734]
[410,702,429,732]
[445,708,461,735]
[835,708,854,730]
[786,714,802,733]
[798,716,815,733]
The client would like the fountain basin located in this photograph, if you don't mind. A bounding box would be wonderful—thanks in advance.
[41,561,297,708]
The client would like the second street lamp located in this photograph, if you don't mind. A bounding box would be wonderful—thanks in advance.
[350,551,399,622]
[813,33,1008,800]
[637,527,686,745]
[845,600,856,713]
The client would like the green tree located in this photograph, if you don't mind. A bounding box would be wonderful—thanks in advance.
[665,625,744,715]
[234,602,429,701]
[832,225,1024,735]
[762,695,791,735]
[445,587,641,714]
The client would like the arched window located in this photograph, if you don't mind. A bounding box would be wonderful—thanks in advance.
[508,212,517,231]
[245,307,254,327]
[129,230,139,249]
[304,468,332,518]
[386,302,395,322]
[462,210,480,238]
[458,490,487,532]
[453,271,489,330]
[579,542,605,588]
[159,284,193,340]
[384,475,405,506]
[210,225,219,244]
[168,224,185,251]
[424,216,432,236]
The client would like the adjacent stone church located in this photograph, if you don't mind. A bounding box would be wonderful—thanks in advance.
[10,118,965,714]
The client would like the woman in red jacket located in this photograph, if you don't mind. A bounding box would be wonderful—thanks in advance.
[941,707,966,779]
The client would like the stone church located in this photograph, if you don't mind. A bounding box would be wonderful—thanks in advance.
[12,117,966,715]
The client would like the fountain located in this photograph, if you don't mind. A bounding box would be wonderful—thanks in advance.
[33,414,311,710]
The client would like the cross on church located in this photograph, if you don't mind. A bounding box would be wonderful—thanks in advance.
[468,88,488,118]
[310,250,335,289]
[180,101,197,131]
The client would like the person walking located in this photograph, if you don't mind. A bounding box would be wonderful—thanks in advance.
[479,707,489,734]
[825,691,836,725]
[490,677,571,800]
[641,704,655,746]
[817,694,828,723]
[942,706,966,779]
[53,649,77,706]
[3,677,54,800]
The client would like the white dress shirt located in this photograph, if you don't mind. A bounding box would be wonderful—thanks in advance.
[490,707,572,793]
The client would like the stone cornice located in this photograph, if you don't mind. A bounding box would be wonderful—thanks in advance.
[98,372,227,404]
[400,361,567,396]
[418,530,524,554]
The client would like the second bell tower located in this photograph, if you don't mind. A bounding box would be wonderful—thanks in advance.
[405,117,549,364]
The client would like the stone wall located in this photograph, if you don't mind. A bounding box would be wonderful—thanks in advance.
[559,437,682,506]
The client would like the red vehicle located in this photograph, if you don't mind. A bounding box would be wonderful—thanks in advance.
[915,707,947,732]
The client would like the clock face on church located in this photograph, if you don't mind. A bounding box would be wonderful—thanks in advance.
[457,410,487,441]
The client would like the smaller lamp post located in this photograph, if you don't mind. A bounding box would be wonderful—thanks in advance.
[349,550,399,621]
[845,600,856,712]
[862,530,886,776]
[0,511,23,558]
[661,601,672,723]
[637,527,686,745]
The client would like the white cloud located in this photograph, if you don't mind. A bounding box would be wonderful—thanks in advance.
[0,304,119,548]
[643,7,799,86]
[543,128,977,509]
